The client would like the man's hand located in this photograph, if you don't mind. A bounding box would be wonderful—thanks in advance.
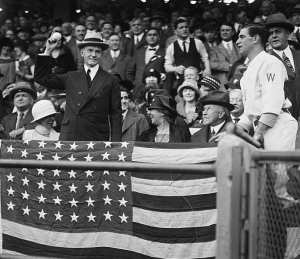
[9,128,25,138]
[202,68,211,77]
[43,34,60,55]
[174,65,186,74]
[209,132,227,143]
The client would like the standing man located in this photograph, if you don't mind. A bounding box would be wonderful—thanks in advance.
[164,18,211,97]
[236,22,297,150]
[62,23,73,44]
[289,4,300,47]
[34,32,122,141]
[229,89,244,123]
[85,15,97,34]
[100,22,114,42]
[149,14,168,49]
[209,21,241,87]
[202,22,219,53]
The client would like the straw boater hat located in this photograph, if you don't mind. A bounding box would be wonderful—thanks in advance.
[9,82,37,100]
[77,31,109,50]
[201,90,235,111]
[265,13,295,32]
[31,100,59,122]
[177,80,200,100]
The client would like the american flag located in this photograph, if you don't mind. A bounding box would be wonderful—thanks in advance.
[0,139,217,258]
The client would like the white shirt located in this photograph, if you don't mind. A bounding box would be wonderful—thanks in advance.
[294,26,300,33]
[122,109,128,121]
[211,121,226,134]
[222,40,233,52]
[84,64,99,81]
[134,33,144,45]
[64,35,72,43]
[76,40,83,45]
[145,45,159,64]
[110,50,120,60]
[273,46,295,70]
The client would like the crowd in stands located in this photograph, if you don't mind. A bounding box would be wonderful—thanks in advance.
[0,0,299,148]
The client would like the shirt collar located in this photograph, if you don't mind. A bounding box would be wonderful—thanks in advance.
[295,26,300,32]
[177,37,190,44]
[211,121,226,134]
[222,40,232,46]
[17,109,29,116]
[147,45,159,50]
[122,109,128,120]
[84,64,99,76]
[272,45,292,59]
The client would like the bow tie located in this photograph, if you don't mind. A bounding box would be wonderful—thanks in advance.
[149,48,156,51]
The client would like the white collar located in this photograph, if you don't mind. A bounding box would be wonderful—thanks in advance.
[177,37,190,44]
[211,121,226,134]
[222,40,232,47]
[134,33,144,40]
[273,46,292,58]
[122,109,128,118]
[84,64,99,80]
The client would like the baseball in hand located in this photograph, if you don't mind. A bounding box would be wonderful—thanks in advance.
[49,32,61,42]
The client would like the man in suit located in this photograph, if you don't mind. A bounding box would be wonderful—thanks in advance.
[66,24,86,70]
[289,4,300,44]
[1,82,37,140]
[121,87,148,141]
[127,27,166,101]
[100,33,132,80]
[202,22,219,53]
[62,23,73,44]
[149,14,168,49]
[124,17,147,57]
[191,90,234,144]
[34,32,122,141]
[209,21,241,87]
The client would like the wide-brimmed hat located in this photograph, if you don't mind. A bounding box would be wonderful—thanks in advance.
[200,76,221,91]
[150,15,166,24]
[265,14,295,32]
[147,94,177,115]
[32,34,47,41]
[48,89,66,98]
[142,68,161,84]
[32,100,59,122]
[201,90,235,111]
[77,31,109,50]
[9,82,37,100]
[177,80,200,100]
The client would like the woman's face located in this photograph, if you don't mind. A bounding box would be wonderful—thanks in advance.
[39,114,55,130]
[147,109,163,125]
[14,46,22,58]
[1,46,11,56]
[182,87,196,102]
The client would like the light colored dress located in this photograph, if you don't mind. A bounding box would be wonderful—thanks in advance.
[23,125,60,141]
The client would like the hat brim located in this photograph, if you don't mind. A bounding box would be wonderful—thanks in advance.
[149,17,166,24]
[265,21,294,32]
[9,87,37,100]
[32,111,59,122]
[201,99,235,111]
[77,41,109,51]
[177,84,200,99]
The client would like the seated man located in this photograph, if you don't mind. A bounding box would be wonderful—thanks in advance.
[191,90,234,144]
[229,89,244,123]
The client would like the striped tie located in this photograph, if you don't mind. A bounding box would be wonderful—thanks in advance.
[282,52,295,73]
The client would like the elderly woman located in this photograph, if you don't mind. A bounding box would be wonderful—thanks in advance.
[176,80,201,126]
[137,93,190,143]
[22,100,59,140]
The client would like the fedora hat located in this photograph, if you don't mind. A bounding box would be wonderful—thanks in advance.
[149,14,166,24]
[77,31,109,50]
[288,4,300,16]
[31,100,58,122]
[177,80,200,100]
[201,90,235,111]
[9,82,37,100]
[147,94,177,115]
[265,14,294,32]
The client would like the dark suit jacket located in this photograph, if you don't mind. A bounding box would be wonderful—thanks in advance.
[124,33,147,57]
[290,48,300,119]
[126,46,166,100]
[1,109,36,140]
[67,37,84,71]
[209,42,241,87]
[99,50,132,80]
[34,55,122,141]
[122,109,148,141]
[191,120,228,145]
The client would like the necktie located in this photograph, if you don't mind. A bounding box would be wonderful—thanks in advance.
[183,41,187,54]
[211,129,216,136]
[16,112,24,129]
[135,36,140,45]
[282,52,295,73]
[226,42,232,54]
[234,117,240,124]
[113,51,117,61]
[87,69,92,89]
[149,48,156,51]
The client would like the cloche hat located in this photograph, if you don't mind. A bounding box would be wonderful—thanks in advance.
[177,80,200,100]
[77,31,109,50]
[31,100,58,122]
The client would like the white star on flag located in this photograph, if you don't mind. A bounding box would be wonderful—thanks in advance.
[87,212,96,222]
[54,141,63,149]
[7,201,15,210]
[53,196,62,205]
[21,190,30,200]
[38,194,46,203]
[70,212,79,222]
[85,170,93,178]
[103,195,112,205]
[69,198,79,207]
[104,211,113,221]
[102,180,110,190]
[38,209,47,219]
[69,142,78,150]
[22,206,31,215]
[101,151,110,160]
[21,149,28,158]
[85,197,95,206]
[52,153,61,161]
[68,183,77,193]
[120,142,129,148]
[84,153,93,162]
[118,152,127,162]
[36,152,44,160]
[22,168,27,172]
[54,211,63,221]
[118,197,128,207]
[85,182,94,192]
[37,168,45,175]
[119,171,126,177]
[37,180,46,189]
[103,141,113,148]
[86,142,95,150]
[6,173,14,182]
[119,213,128,223]
[7,145,14,153]
[7,186,15,196]
[68,170,77,178]
[53,181,61,191]
[68,154,76,161]
[38,141,46,148]
[118,182,127,192]
[23,139,30,145]
[52,169,61,177]
[103,170,109,175]
[21,176,29,186]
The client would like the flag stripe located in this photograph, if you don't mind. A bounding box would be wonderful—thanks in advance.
[3,220,216,258]
[132,207,217,228]
[131,177,217,196]
[133,192,216,212]
[133,222,216,243]
[134,141,217,149]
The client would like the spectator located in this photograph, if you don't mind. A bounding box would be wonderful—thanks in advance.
[85,15,97,33]
[31,34,47,55]
[229,89,244,123]
[259,0,272,22]
[149,14,168,49]
[202,22,220,52]
[199,76,221,98]
[5,30,16,42]
[61,22,73,43]
[17,26,38,60]
[101,22,114,42]
[0,37,15,91]
[289,4,300,44]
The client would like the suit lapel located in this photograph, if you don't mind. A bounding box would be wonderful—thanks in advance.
[218,43,230,61]
[137,47,147,66]
[135,34,146,49]
[292,48,300,77]
[75,70,89,98]
[122,109,136,133]
[9,113,17,130]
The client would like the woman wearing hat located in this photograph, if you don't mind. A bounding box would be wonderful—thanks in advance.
[0,37,15,91]
[136,93,190,143]
[22,100,59,141]
[176,80,201,126]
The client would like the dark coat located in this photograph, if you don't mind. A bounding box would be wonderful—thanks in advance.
[67,37,84,71]
[124,33,147,57]
[49,45,77,74]
[122,109,148,141]
[34,55,122,141]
